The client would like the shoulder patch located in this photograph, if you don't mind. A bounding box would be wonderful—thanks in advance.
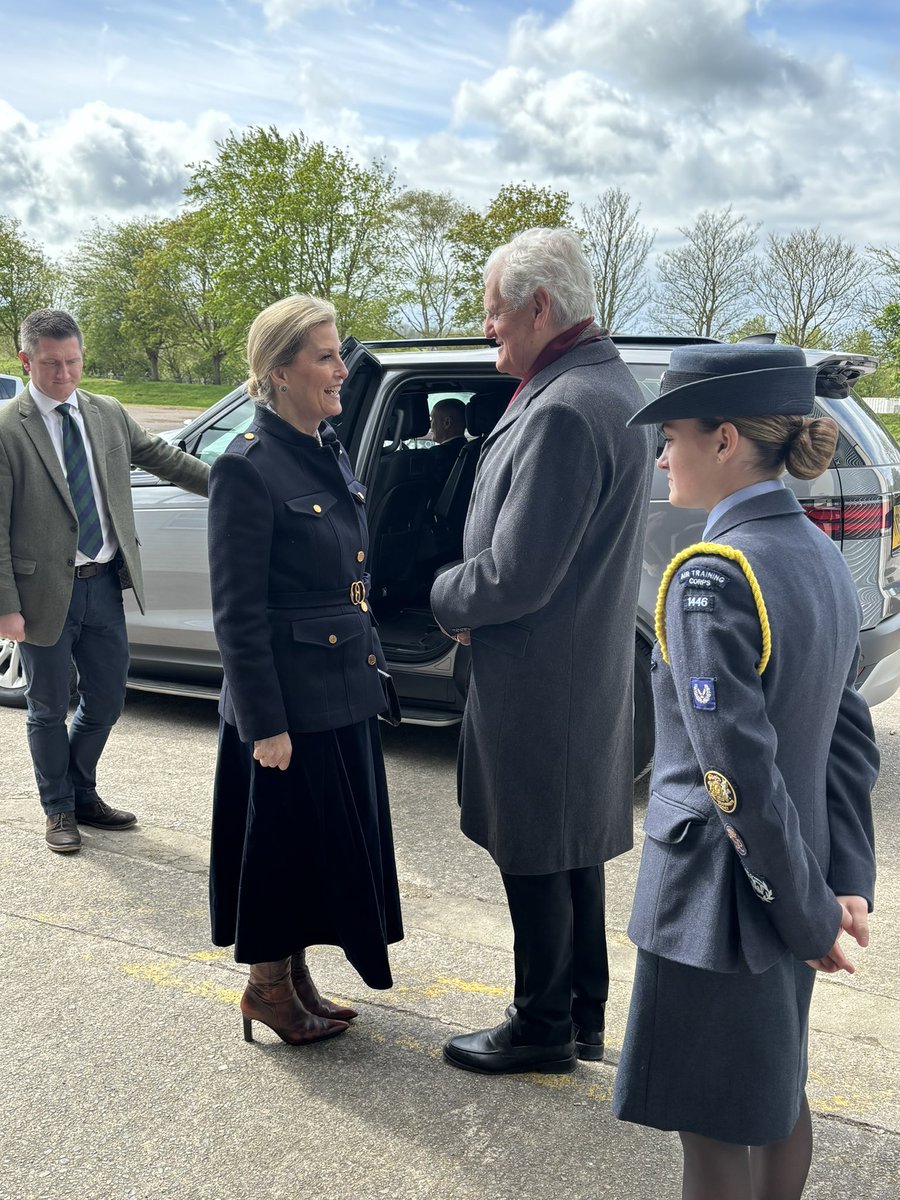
[683,592,716,613]
[678,565,728,590]
[656,542,771,676]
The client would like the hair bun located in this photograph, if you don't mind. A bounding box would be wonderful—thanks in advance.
[785,416,838,480]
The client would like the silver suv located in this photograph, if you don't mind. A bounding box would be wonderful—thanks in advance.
[3,336,898,775]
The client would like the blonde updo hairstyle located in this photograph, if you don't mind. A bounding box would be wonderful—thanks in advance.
[246,294,337,403]
[697,414,839,481]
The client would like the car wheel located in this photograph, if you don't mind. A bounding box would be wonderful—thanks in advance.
[0,637,27,708]
[633,634,655,780]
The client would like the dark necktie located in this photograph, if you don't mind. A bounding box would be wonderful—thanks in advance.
[56,403,104,560]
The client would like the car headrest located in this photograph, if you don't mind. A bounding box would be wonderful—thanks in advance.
[466,392,510,437]
[384,391,432,442]
[395,391,432,439]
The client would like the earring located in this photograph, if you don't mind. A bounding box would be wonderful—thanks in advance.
[279,385,287,393]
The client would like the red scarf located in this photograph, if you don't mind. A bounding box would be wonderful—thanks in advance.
[507,318,602,409]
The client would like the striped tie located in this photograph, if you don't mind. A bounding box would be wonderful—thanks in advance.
[56,403,104,560]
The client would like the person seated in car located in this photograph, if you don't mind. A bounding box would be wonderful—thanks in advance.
[426,398,467,485]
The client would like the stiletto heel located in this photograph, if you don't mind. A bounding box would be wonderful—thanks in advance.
[243,1016,253,1042]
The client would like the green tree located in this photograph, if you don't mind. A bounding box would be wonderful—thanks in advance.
[871,303,900,395]
[580,188,654,332]
[0,214,57,353]
[450,183,574,328]
[726,314,776,343]
[68,218,170,379]
[755,227,869,347]
[135,210,242,385]
[652,206,759,338]
[185,126,400,338]
[390,189,467,335]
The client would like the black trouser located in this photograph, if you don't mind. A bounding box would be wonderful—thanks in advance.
[501,864,609,1046]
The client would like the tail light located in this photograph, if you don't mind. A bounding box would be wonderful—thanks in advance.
[800,496,893,542]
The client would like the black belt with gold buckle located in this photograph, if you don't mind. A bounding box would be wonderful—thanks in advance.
[349,580,368,612]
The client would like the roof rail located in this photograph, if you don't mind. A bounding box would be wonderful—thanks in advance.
[360,337,496,350]
[609,334,721,346]
[357,334,724,351]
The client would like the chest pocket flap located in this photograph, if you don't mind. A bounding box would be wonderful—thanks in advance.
[285,492,338,518]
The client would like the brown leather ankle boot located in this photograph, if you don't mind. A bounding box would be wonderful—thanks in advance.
[291,951,359,1022]
[241,958,350,1045]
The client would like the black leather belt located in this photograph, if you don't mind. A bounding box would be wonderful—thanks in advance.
[74,560,114,579]
[268,577,370,611]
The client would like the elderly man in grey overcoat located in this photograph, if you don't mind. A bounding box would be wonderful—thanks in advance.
[0,309,209,854]
[431,228,654,1074]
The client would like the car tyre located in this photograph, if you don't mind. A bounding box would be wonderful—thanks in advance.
[0,637,27,708]
[633,634,654,780]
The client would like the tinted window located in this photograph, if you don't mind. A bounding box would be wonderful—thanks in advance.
[194,395,256,463]
[0,376,20,400]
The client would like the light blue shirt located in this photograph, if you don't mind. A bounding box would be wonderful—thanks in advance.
[703,479,786,540]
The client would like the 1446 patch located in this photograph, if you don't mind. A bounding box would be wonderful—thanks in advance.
[684,592,716,613]
[691,678,716,710]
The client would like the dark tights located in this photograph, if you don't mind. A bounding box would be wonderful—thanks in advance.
[680,1095,813,1200]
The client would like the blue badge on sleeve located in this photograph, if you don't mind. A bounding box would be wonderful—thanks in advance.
[691,678,716,710]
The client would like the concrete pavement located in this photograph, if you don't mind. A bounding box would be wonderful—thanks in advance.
[1,687,898,1199]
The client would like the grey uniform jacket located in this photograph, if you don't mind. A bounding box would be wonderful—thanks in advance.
[629,488,878,974]
[0,385,210,646]
[431,337,655,875]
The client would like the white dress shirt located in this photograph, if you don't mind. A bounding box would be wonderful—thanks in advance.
[29,384,118,565]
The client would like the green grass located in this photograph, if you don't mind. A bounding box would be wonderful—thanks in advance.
[79,376,226,408]
[0,357,226,409]
[877,414,900,442]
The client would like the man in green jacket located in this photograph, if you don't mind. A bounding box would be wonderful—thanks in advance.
[0,309,210,853]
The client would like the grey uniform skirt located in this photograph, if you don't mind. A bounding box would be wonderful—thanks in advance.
[613,948,816,1145]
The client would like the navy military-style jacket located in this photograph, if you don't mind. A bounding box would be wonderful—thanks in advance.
[628,488,878,974]
[208,404,385,743]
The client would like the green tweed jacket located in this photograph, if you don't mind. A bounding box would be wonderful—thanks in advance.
[0,385,209,646]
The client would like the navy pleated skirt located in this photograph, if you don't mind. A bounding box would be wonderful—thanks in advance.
[209,715,403,988]
[613,949,816,1145]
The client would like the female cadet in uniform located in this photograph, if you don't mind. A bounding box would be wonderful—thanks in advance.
[207,295,403,1046]
[613,343,878,1199]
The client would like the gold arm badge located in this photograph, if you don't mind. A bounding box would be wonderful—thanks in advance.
[704,770,738,814]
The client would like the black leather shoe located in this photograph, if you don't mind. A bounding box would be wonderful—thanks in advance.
[74,797,137,830]
[46,812,82,853]
[574,1026,605,1061]
[443,1019,576,1075]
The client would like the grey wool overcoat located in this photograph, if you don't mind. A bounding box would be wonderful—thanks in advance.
[430,337,654,875]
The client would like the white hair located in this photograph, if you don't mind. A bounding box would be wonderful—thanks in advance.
[484,227,597,327]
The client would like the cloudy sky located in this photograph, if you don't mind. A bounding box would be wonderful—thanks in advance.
[2,0,900,256]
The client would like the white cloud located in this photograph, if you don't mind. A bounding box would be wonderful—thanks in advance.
[253,0,362,29]
[446,0,900,246]
[0,102,232,251]
[507,0,825,105]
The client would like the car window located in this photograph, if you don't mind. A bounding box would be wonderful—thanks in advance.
[624,363,666,452]
[399,391,473,449]
[0,375,21,400]
[194,396,256,464]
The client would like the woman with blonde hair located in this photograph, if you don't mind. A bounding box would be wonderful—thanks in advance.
[207,295,403,1046]
[614,343,877,1198]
